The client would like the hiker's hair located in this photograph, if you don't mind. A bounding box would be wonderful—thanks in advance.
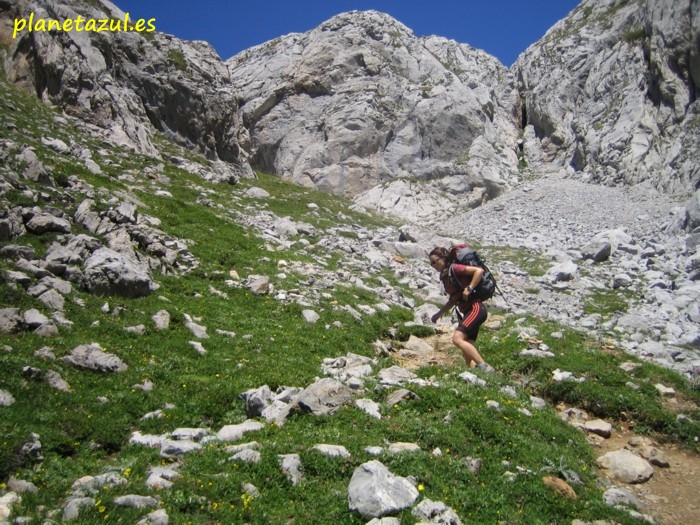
[429,247,449,259]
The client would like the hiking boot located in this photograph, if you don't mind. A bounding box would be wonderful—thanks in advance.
[477,363,495,374]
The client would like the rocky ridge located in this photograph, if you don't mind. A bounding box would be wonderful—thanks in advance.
[515,0,700,197]
[5,0,698,229]
[1,0,253,181]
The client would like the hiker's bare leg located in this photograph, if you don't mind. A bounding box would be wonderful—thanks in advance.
[453,331,484,368]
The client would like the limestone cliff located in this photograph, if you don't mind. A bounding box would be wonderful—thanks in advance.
[0,0,253,181]
[515,0,700,197]
[2,0,699,223]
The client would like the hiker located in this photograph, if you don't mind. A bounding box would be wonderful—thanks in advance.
[428,247,494,373]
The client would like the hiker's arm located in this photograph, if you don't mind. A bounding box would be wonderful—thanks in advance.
[462,267,484,299]
[431,296,458,323]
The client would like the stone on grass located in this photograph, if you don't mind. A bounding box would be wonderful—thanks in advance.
[348,460,419,519]
[62,343,128,373]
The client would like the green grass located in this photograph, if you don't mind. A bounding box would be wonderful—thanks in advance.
[1,64,698,525]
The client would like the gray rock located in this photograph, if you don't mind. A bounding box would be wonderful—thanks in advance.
[581,242,612,263]
[84,248,153,298]
[0,389,15,407]
[516,0,699,197]
[385,388,418,406]
[45,370,71,392]
[4,270,32,287]
[245,274,270,295]
[23,308,50,329]
[241,385,273,417]
[159,439,202,458]
[0,208,26,241]
[603,487,644,510]
[347,460,419,519]
[686,189,700,232]
[279,453,304,485]
[135,509,170,525]
[387,442,420,454]
[0,244,36,260]
[355,398,382,419]
[229,10,517,206]
[184,316,209,339]
[545,260,578,283]
[302,309,320,323]
[596,449,654,484]
[296,377,353,415]
[216,420,265,442]
[312,444,351,459]
[412,498,463,525]
[245,187,270,199]
[62,343,128,373]
[37,289,65,311]
[7,476,38,494]
[0,308,22,333]
[584,419,613,439]
[152,310,171,330]
[229,448,262,463]
[41,136,70,154]
[378,366,418,386]
[25,213,71,235]
[113,495,159,509]
[71,473,127,495]
[63,497,96,521]
[6,0,253,178]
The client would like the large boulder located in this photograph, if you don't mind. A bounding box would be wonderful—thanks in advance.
[83,248,154,298]
[348,460,419,519]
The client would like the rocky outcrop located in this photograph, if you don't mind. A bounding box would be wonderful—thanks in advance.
[515,0,700,197]
[227,10,520,200]
[1,0,253,181]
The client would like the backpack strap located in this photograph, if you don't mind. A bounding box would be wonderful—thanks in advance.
[448,264,474,294]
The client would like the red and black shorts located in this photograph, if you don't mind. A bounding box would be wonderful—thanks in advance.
[456,301,488,341]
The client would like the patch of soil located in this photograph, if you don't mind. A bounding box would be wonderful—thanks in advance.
[394,333,700,525]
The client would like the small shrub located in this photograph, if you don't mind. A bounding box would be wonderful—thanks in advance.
[168,49,188,71]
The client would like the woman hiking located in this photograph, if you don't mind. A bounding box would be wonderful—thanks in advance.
[428,247,495,373]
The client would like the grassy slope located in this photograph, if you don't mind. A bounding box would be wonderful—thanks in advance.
[1,71,698,525]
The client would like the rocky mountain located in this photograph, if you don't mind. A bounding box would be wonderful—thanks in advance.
[515,0,700,197]
[2,0,698,228]
[227,11,520,208]
[0,0,253,182]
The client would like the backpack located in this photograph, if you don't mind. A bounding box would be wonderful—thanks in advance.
[446,244,497,302]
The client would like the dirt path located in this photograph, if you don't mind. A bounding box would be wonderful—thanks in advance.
[393,332,700,525]
[591,426,700,524]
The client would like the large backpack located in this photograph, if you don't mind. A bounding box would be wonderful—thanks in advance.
[447,244,497,302]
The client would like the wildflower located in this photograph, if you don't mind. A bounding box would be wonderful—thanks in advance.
[98,506,106,513]
[124,467,132,477]
[417,484,425,491]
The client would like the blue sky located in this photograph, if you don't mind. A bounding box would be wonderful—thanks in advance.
[113,0,580,67]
